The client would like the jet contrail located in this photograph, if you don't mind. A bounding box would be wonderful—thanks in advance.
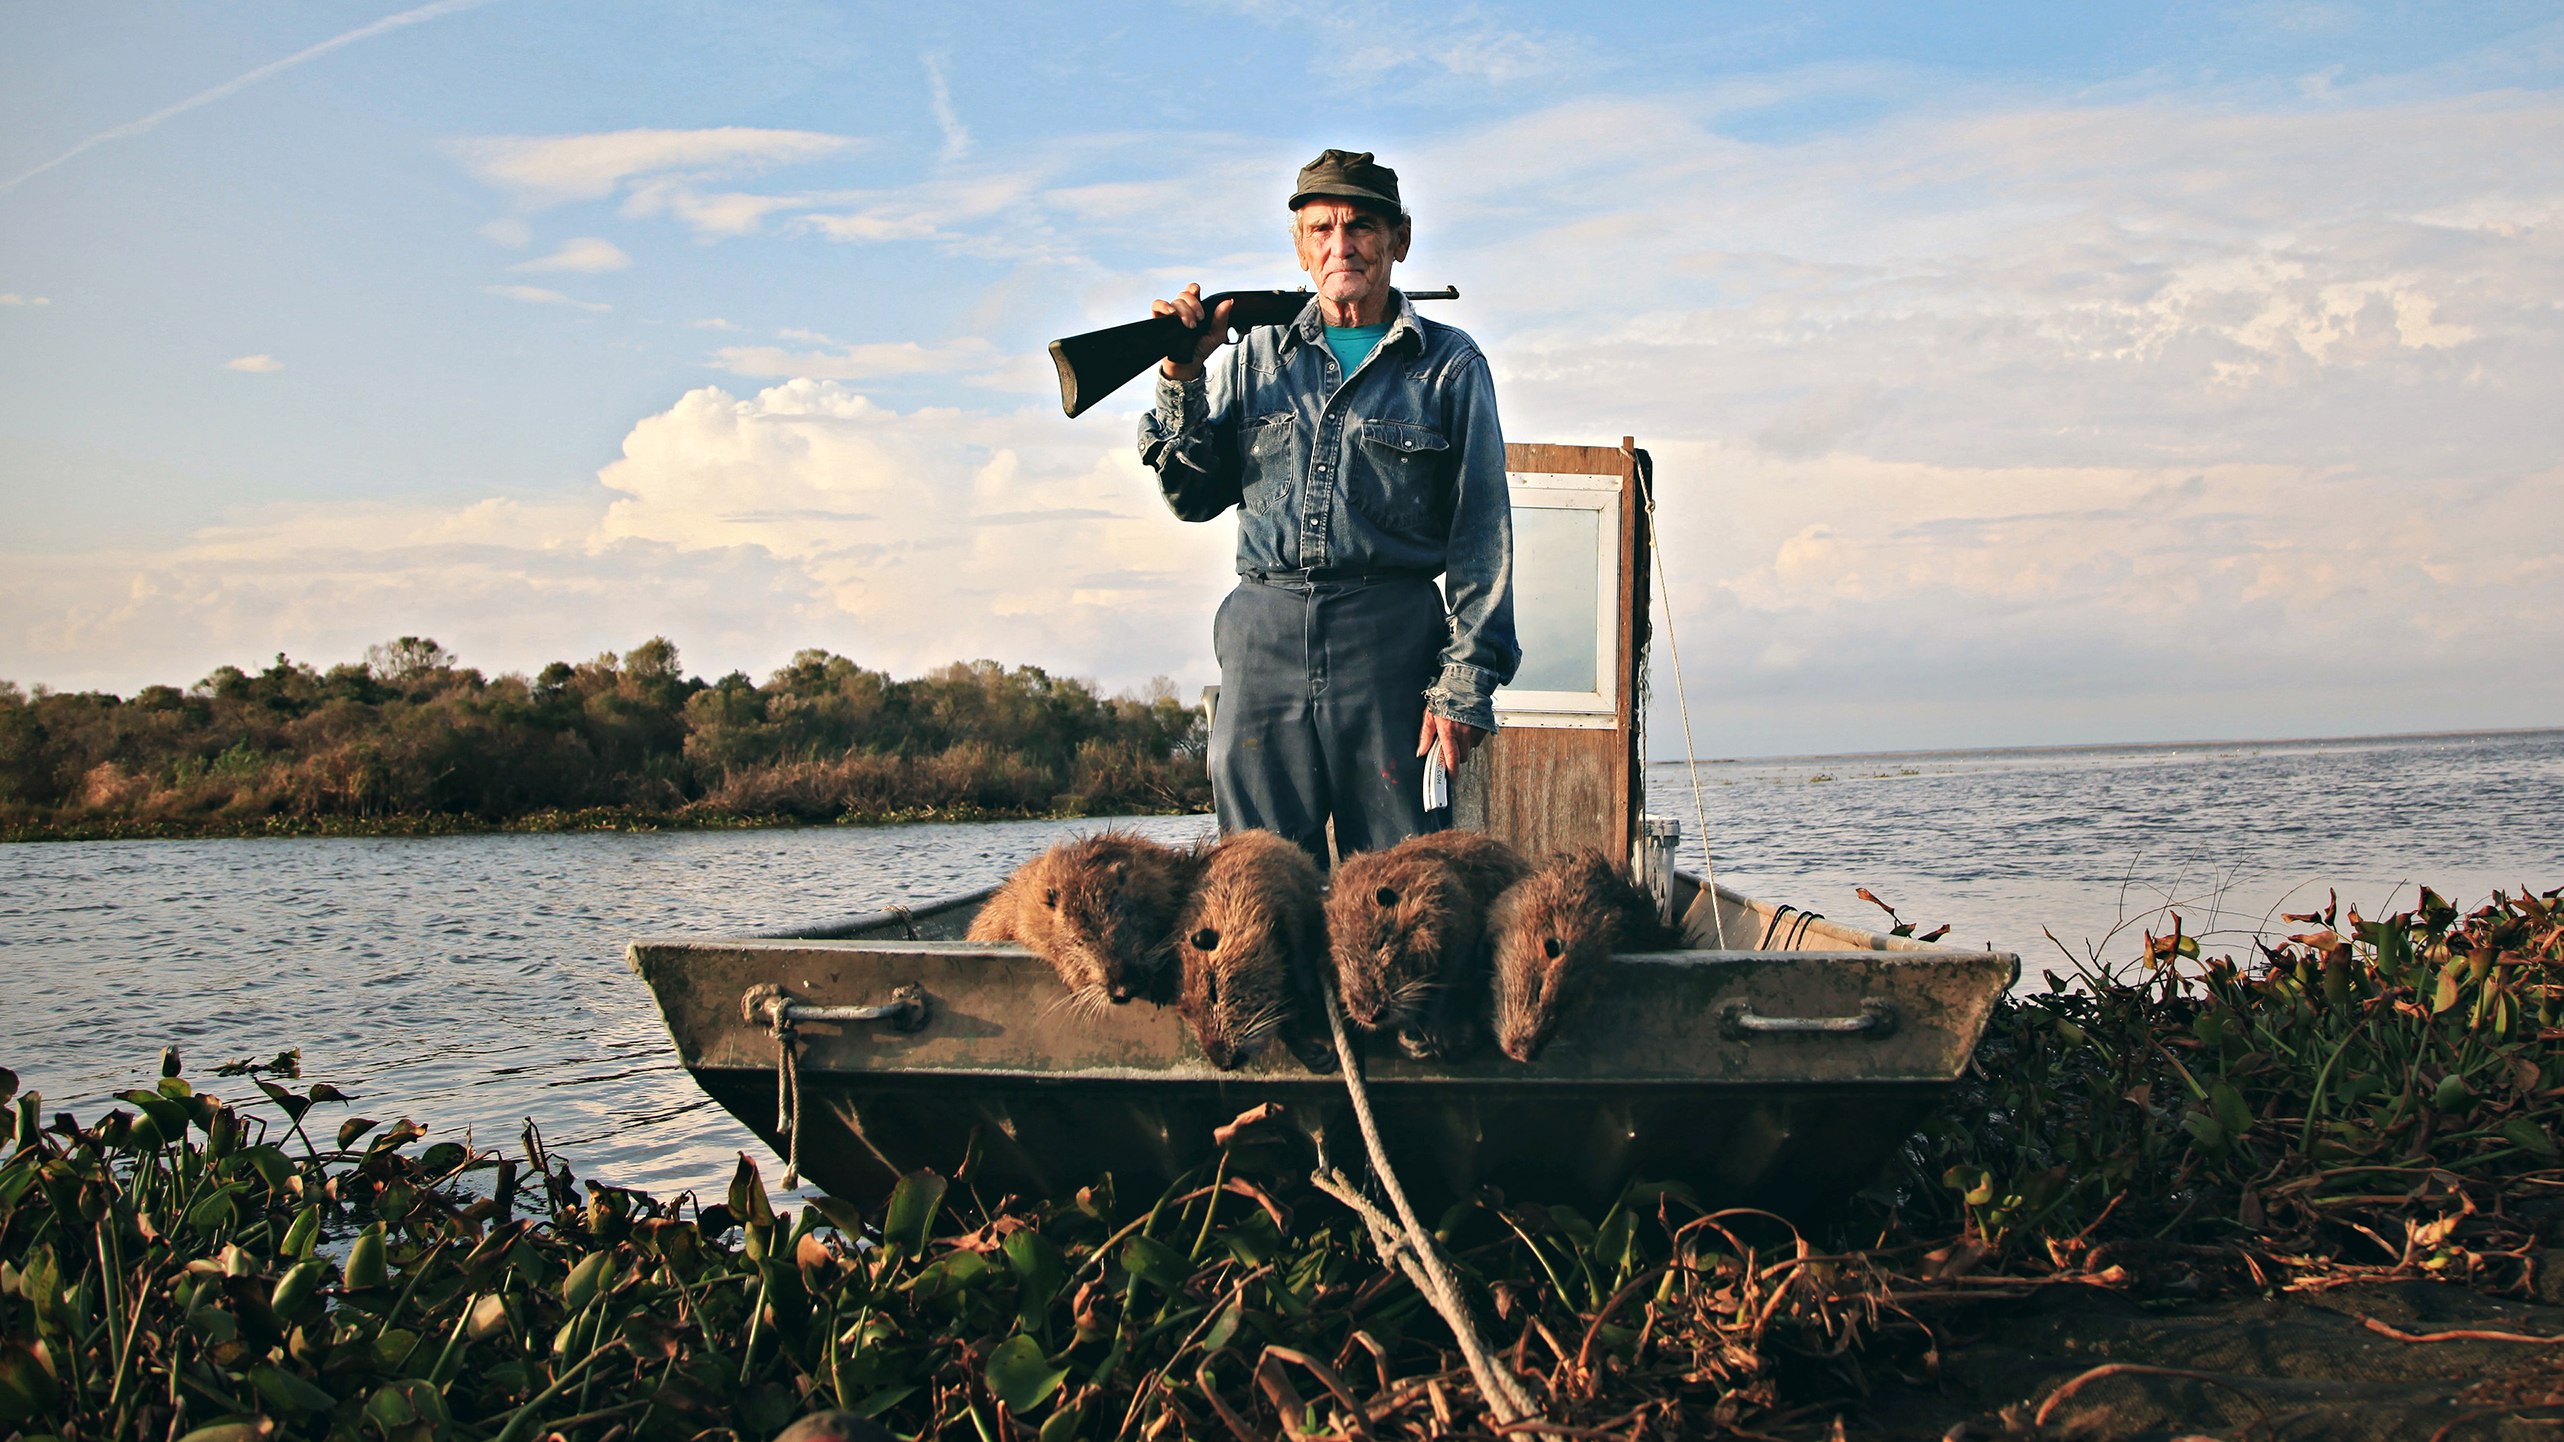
[2,0,504,195]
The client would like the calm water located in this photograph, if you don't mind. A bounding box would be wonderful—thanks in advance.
[6,729,2557,1201]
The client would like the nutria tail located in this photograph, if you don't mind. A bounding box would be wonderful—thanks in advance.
[1488,848,1661,1063]
[1177,829,1322,1069]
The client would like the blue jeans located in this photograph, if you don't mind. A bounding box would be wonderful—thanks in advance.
[1210,573,1449,864]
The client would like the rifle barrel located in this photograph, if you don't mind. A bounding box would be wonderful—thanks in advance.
[1047,286,1460,419]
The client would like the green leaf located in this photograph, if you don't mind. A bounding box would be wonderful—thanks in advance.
[853,1385,918,1419]
[344,1223,388,1291]
[561,1251,612,1313]
[235,1145,290,1191]
[1202,1301,1241,1355]
[1039,1404,1085,1442]
[248,1362,337,1416]
[0,1333,63,1424]
[337,1117,381,1150]
[2181,1110,2228,1152]
[2211,1083,2254,1137]
[281,1204,321,1260]
[2503,1116,2558,1157]
[255,1080,312,1122]
[1120,1234,1190,1293]
[183,1183,242,1235]
[804,1193,869,1237]
[985,1335,1070,1413]
[881,1170,948,1261]
[2434,1074,2475,1113]
[270,1259,328,1323]
[906,1251,991,1303]
[124,1111,167,1151]
[177,1423,276,1442]
[727,1154,776,1231]
[1005,1227,1066,1323]
[2434,964,2465,1015]
[120,1090,190,1138]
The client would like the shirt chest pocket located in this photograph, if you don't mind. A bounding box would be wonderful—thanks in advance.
[1240,412,1298,515]
[1347,420,1449,530]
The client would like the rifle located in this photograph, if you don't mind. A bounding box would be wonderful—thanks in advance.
[1046,286,1459,419]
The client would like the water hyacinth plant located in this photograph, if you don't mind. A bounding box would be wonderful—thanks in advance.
[0,1045,1903,1442]
[4,881,2561,1441]
[1889,884,2564,1291]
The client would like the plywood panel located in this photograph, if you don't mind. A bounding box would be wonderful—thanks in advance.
[1454,439,1647,861]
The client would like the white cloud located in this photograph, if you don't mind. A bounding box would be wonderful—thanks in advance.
[711,338,999,380]
[0,294,50,306]
[510,237,632,273]
[1209,0,1592,86]
[482,284,609,312]
[223,354,282,372]
[450,127,860,206]
[0,383,1232,700]
[689,317,740,330]
[17,67,2564,750]
[592,381,1230,675]
[478,217,531,248]
[923,53,972,162]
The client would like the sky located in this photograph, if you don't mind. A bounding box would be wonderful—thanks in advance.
[3,0,2560,758]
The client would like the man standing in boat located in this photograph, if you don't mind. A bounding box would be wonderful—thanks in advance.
[1140,148,1518,864]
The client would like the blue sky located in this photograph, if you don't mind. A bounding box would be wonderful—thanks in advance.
[4,0,2560,755]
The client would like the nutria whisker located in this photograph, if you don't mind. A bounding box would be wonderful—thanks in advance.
[1174,829,1323,1071]
[969,831,1199,1005]
[1489,848,1684,1064]
[1325,829,1528,1061]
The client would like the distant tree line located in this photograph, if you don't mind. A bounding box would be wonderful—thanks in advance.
[0,637,1209,838]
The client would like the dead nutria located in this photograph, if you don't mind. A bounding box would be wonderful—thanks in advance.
[1325,828,1529,1060]
[1173,828,1325,1070]
[967,831,1198,1012]
[1488,849,1686,1063]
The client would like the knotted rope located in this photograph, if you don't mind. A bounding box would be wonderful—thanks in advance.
[1310,977,1546,1428]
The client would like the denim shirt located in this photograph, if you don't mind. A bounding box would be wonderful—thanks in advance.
[1138,291,1519,731]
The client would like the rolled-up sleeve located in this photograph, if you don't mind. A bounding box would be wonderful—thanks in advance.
[1139,371,1242,522]
[1426,350,1517,732]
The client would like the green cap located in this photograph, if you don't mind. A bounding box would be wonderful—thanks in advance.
[1289,149,1405,219]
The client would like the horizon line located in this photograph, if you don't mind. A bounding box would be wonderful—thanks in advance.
[1647,724,2564,769]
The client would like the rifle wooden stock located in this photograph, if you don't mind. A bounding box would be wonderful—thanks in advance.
[1047,287,1458,419]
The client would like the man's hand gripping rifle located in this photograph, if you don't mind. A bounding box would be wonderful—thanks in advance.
[1045,286,1459,419]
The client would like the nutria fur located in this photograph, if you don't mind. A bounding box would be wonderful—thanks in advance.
[1173,829,1325,1070]
[1325,828,1530,1060]
[967,831,1198,1012]
[1488,849,1685,1063]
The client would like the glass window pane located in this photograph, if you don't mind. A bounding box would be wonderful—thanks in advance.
[1508,506,1600,693]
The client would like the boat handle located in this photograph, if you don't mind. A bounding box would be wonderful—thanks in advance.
[742,982,931,1033]
[1721,999,1896,1039]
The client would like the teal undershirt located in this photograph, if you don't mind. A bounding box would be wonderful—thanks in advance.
[1323,322,1390,378]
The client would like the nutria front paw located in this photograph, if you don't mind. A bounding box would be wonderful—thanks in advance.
[1396,1026,1443,1061]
